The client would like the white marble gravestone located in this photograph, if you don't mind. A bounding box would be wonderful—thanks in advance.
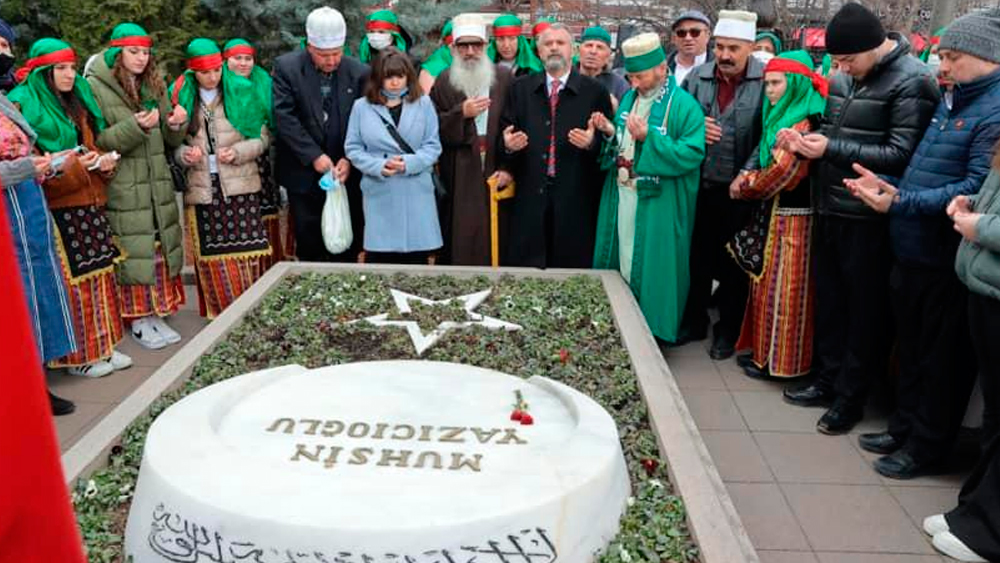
[124,361,631,563]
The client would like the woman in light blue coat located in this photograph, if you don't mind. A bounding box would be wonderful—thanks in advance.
[345,48,442,264]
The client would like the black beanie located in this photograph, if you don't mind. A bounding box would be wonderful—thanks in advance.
[826,3,886,55]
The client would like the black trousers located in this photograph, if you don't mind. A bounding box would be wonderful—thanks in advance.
[682,183,752,342]
[287,186,363,263]
[813,215,892,407]
[886,262,976,463]
[946,292,1000,561]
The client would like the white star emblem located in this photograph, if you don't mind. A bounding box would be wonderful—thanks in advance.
[360,289,522,356]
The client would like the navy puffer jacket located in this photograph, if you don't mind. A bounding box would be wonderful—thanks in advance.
[890,69,1000,268]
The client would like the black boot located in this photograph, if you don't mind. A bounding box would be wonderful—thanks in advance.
[858,431,903,455]
[817,400,864,435]
[873,450,944,480]
[49,391,75,416]
[783,384,835,407]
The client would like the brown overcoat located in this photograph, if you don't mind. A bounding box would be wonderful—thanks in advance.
[430,65,510,266]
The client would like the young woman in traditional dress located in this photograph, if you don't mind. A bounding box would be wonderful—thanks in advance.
[728,50,828,379]
[171,39,271,318]
[222,38,288,266]
[86,23,189,350]
[8,38,130,378]
[0,81,76,414]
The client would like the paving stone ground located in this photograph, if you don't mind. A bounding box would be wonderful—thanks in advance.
[662,337,977,563]
[51,285,207,452]
[55,285,974,562]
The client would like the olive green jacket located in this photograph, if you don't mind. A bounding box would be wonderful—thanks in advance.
[86,49,185,285]
[956,170,1000,301]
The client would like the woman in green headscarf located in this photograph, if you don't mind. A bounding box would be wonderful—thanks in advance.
[487,14,543,76]
[86,22,190,350]
[359,10,412,64]
[754,31,783,55]
[169,38,271,319]
[418,20,453,93]
[728,50,828,380]
[8,37,132,378]
[222,38,287,266]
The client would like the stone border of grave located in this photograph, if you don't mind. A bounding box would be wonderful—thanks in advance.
[61,262,759,563]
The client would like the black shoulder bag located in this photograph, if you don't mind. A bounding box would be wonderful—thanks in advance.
[374,111,446,199]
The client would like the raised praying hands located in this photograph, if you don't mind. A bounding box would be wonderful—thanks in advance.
[844,163,897,214]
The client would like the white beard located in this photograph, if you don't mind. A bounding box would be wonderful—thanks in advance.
[448,55,495,98]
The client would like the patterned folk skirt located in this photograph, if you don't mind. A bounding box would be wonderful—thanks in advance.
[119,242,187,320]
[2,179,76,363]
[48,204,125,367]
[186,181,271,319]
[736,208,815,378]
[257,154,289,267]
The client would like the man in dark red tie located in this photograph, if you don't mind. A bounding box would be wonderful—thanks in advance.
[495,22,613,268]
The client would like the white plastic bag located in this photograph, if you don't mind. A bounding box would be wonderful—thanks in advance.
[320,171,353,255]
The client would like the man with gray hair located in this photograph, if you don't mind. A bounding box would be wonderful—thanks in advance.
[430,15,512,265]
[496,23,613,268]
[273,6,369,262]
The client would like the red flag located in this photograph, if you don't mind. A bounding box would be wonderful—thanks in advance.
[0,198,87,563]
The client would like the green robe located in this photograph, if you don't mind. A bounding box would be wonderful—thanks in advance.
[593,77,706,342]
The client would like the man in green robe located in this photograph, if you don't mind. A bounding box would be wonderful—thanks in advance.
[592,32,706,343]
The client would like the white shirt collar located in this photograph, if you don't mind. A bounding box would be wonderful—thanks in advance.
[546,71,571,94]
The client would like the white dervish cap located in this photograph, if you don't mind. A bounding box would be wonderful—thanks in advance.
[714,10,757,42]
[452,14,487,42]
[307,6,347,49]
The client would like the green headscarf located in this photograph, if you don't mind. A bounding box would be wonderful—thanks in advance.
[920,27,946,62]
[819,53,832,76]
[755,31,783,54]
[487,14,544,73]
[8,38,106,153]
[222,38,273,130]
[421,20,453,78]
[359,10,408,63]
[103,23,152,69]
[168,38,268,139]
[759,50,828,168]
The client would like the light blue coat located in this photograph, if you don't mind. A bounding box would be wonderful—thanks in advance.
[345,95,443,252]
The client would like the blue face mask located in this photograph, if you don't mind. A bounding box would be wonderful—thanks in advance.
[381,87,409,100]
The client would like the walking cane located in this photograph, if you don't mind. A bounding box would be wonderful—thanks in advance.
[487,175,516,268]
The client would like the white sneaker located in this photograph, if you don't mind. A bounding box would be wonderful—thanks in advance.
[923,514,949,536]
[109,350,133,370]
[932,531,987,562]
[148,316,181,345]
[67,361,114,378]
[131,317,168,350]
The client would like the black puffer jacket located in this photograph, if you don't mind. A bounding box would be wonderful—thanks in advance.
[814,34,939,219]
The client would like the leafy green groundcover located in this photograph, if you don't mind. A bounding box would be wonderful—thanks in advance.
[73,272,700,563]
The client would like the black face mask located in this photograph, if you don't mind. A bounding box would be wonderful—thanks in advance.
[0,53,14,76]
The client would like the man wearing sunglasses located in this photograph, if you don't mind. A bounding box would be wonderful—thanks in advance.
[668,10,713,85]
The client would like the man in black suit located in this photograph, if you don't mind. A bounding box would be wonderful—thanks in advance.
[273,6,369,262]
[496,23,612,269]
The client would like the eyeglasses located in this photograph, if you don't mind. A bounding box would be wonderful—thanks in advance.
[675,28,705,39]
[455,42,486,51]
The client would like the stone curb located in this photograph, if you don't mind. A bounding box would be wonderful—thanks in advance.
[62,262,757,563]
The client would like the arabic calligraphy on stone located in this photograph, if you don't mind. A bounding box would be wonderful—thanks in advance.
[146,504,559,563]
